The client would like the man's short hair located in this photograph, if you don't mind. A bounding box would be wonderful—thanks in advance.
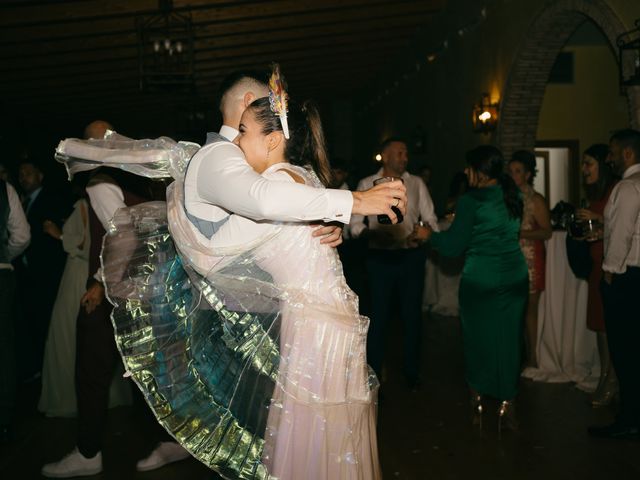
[610,128,640,160]
[380,137,407,152]
[217,70,269,109]
[19,158,44,173]
[84,120,113,140]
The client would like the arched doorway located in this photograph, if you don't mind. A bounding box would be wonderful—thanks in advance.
[497,0,640,158]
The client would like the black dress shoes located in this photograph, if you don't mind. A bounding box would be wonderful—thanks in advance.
[588,423,640,440]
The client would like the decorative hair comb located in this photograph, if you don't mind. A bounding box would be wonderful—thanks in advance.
[268,63,289,139]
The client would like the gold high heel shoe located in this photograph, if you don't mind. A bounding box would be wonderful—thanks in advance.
[470,394,483,428]
[498,400,518,436]
[591,387,619,407]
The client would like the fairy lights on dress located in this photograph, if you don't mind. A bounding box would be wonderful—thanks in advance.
[268,63,290,139]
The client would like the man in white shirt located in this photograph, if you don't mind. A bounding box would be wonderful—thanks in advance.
[350,138,438,390]
[589,129,640,440]
[0,179,30,442]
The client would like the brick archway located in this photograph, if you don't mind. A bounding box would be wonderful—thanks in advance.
[498,0,640,158]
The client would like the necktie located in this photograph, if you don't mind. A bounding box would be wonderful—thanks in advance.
[22,195,30,214]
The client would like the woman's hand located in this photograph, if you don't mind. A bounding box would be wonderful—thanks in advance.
[43,220,62,240]
[352,180,407,223]
[575,208,603,223]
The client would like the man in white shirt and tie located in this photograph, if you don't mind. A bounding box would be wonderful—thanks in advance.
[589,129,640,440]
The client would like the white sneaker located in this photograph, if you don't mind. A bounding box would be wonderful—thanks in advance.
[135,441,190,472]
[41,448,102,478]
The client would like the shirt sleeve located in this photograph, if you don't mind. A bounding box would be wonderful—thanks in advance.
[86,182,126,231]
[348,179,368,238]
[208,171,293,249]
[603,181,640,274]
[430,194,475,257]
[194,143,353,224]
[418,181,440,232]
[6,183,31,260]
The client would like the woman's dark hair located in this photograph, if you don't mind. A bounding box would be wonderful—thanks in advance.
[509,150,537,185]
[466,145,523,218]
[583,143,614,202]
[247,97,332,186]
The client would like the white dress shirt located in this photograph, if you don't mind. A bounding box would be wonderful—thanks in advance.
[219,125,239,142]
[603,163,640,274]
[25,186,42,214]
[1,182,31,270]
[86,181,126,281]
[350,169,438,249]
[86,181,126,231]
[185,128,353,225]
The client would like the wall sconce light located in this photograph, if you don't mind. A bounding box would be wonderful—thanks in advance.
[472,93,498,134]
[617,18,640,91]
[374,153,382,162]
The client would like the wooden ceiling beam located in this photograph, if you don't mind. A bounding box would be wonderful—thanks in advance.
[5,24,412,72]
[0,7,431,61]
[0,0,435,45]
[3,33,406,84]
[0,0,432,28]
[10,60,381,110]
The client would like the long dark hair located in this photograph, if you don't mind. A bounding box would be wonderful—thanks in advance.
[583,143,614,202]
[466,145,523,218]
[247,97,332,186]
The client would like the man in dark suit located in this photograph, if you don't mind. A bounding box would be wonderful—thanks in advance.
[17,159,70,380]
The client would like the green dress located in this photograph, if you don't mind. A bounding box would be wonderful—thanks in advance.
[431,185,528,400]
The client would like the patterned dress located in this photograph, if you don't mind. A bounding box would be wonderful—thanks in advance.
[519,185,546,294]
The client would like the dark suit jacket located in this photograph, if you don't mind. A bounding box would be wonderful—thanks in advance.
[20,187,70,290]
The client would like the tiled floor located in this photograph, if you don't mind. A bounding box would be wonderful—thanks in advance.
[1,313,639,479]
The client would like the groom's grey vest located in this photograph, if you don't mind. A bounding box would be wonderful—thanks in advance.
[184,132,231,239]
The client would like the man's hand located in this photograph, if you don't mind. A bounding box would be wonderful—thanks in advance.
[576,209,603,223]
[81,280,105,314]
[352,180,407,223]
[312,223,343,248]
[43,220,62,240]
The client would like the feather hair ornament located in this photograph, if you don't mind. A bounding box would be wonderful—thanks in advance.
[268,63,290,139]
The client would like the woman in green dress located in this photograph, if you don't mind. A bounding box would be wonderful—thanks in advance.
[419,145,528,432]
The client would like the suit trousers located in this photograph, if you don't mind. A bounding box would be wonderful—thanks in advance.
[366,248,427,383]
[76,289,172,457]
[601,266,640,426]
